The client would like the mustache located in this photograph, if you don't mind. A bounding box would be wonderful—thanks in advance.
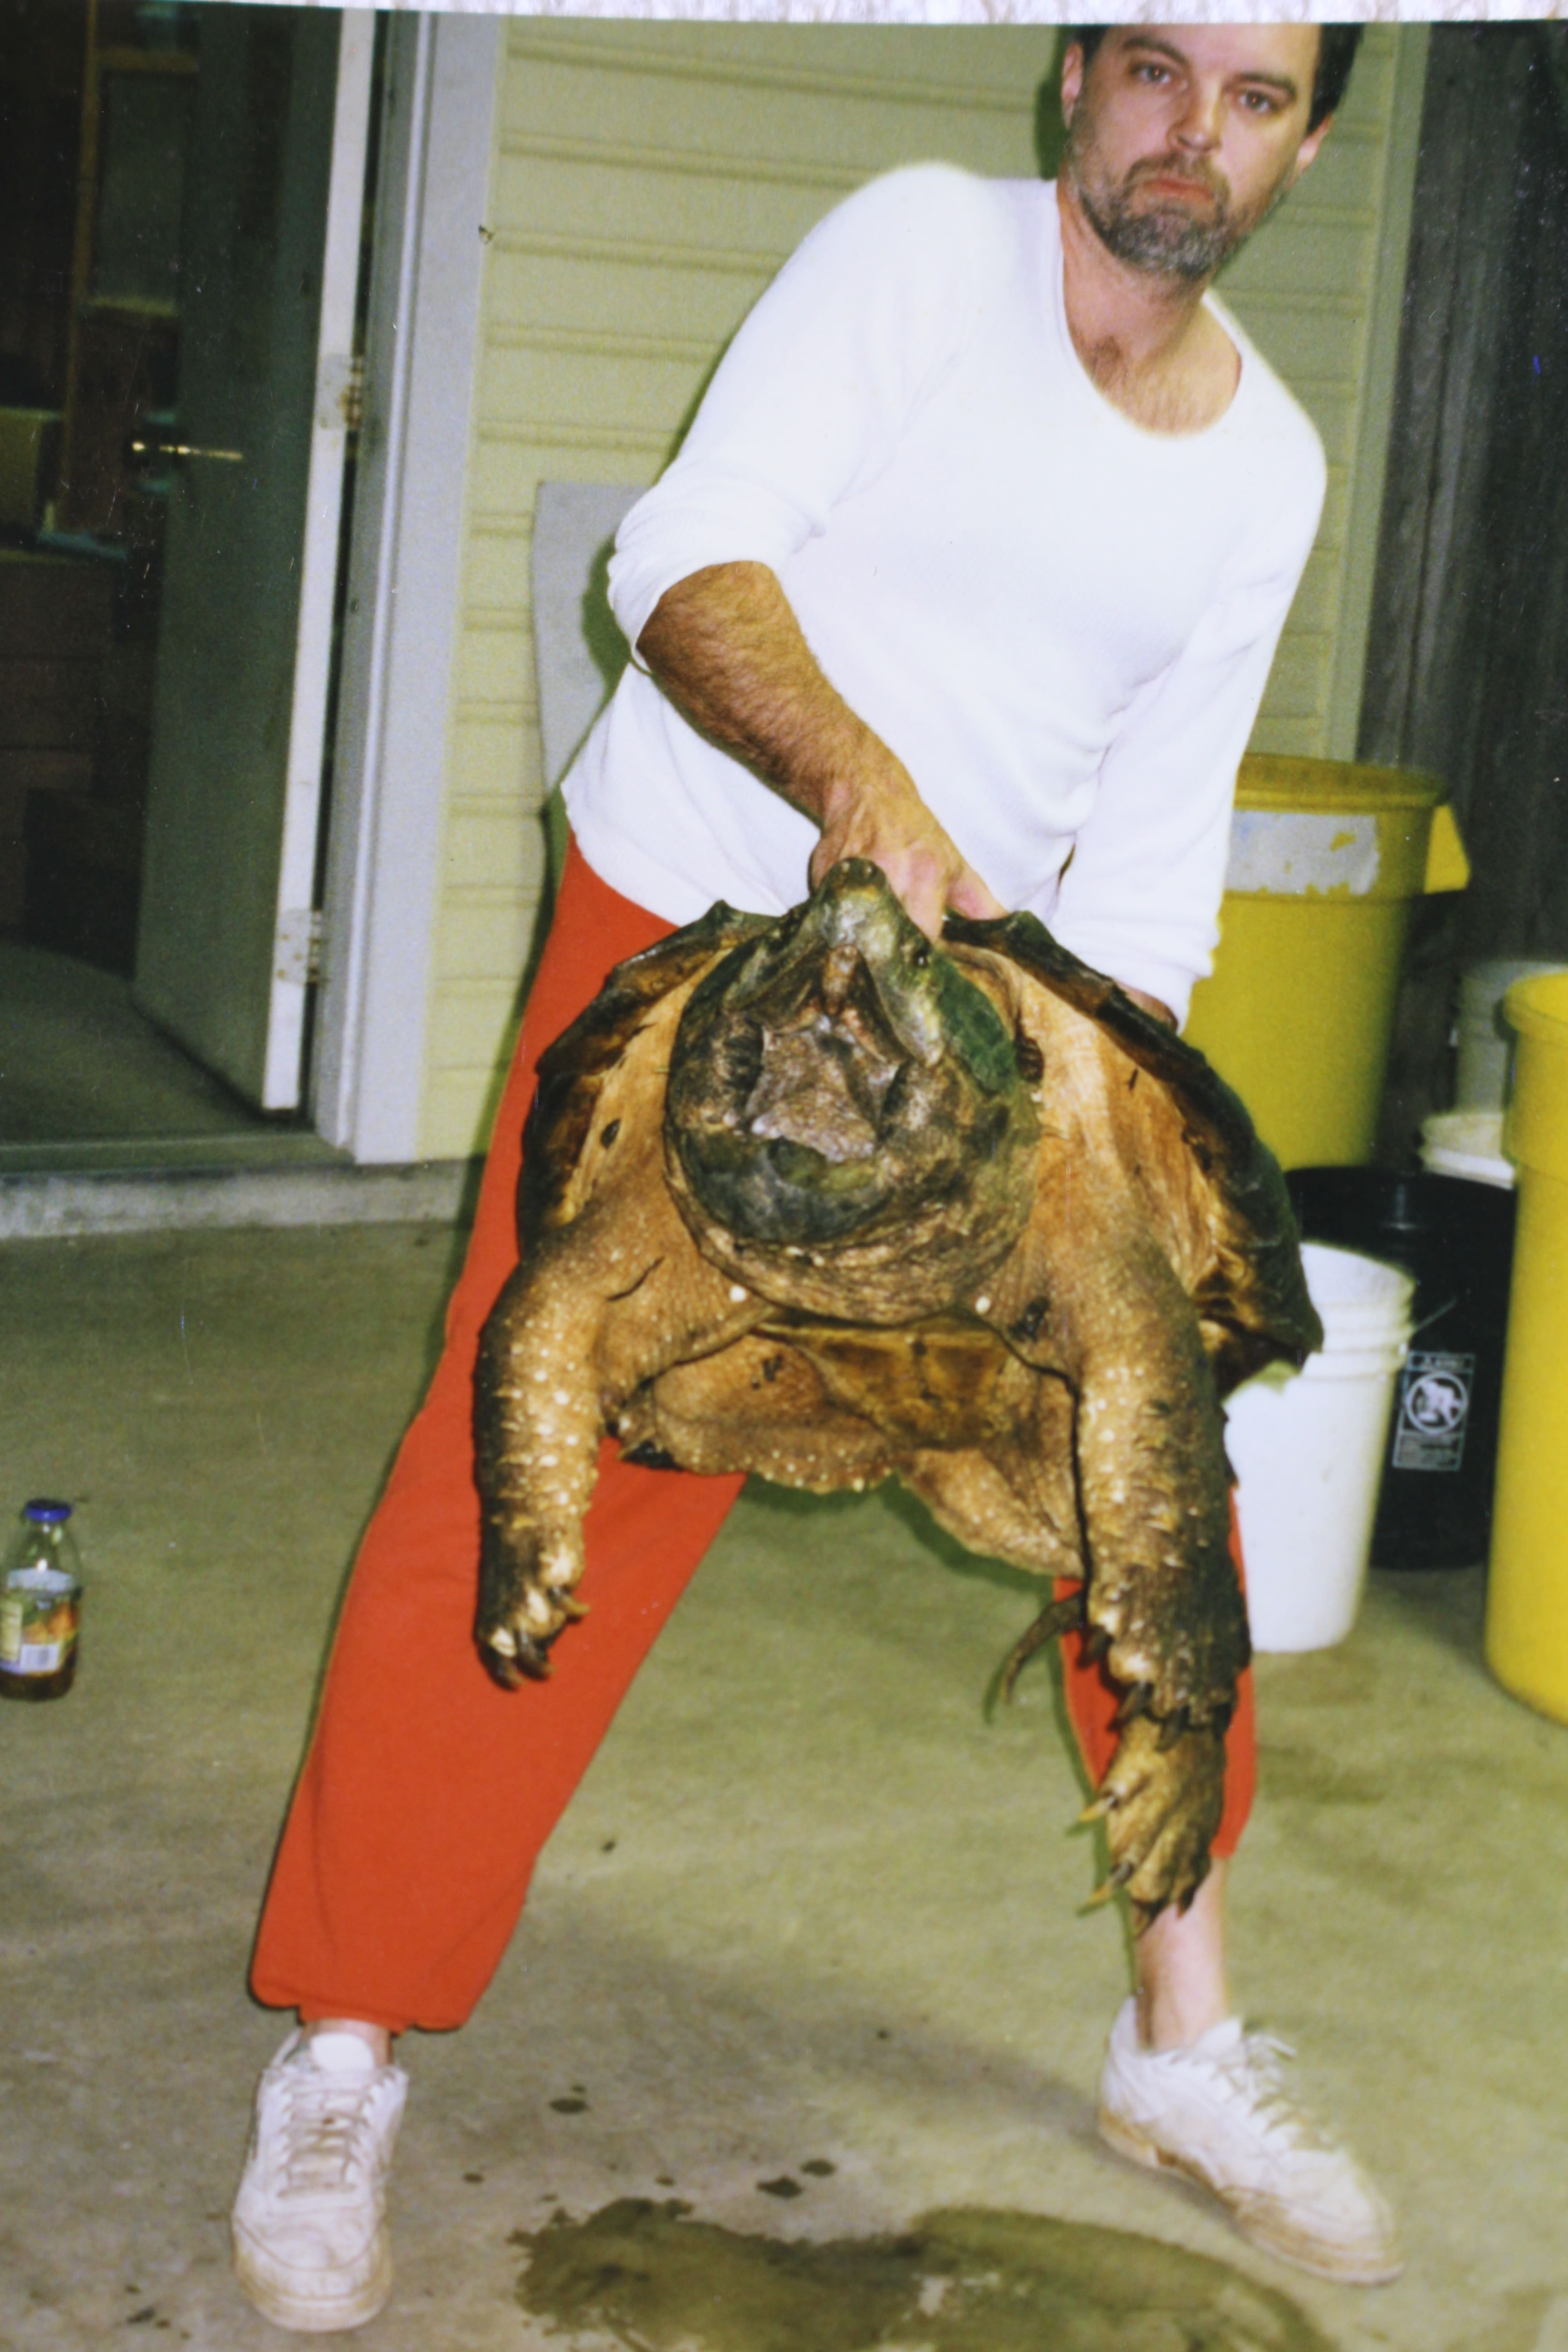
[1122,155,1230,208]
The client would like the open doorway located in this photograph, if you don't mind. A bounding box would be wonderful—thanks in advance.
[0,0,370,1157]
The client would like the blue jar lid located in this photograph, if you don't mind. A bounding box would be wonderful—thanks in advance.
[23,1499,72,1524]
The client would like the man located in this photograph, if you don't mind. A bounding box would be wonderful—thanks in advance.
[233,26,1400,2333]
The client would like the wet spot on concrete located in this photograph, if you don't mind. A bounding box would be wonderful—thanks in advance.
[515,2198,1339,2351]
[550,2096,589,2114]
[800,2159,836,2178]
[756,2176,802,2200]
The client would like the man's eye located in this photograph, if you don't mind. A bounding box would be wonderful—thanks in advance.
[1237,88,1284,115]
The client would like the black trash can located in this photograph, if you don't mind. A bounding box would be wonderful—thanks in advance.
[1285,1167,1516,1570]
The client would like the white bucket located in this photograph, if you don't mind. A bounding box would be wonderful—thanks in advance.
[1455,959,1568,1110]
[1228,1243,1415,1654]
[1420,1108,1515,1190]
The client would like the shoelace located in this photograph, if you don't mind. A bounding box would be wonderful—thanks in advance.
[274,2063,385,2198]
[1206,2030,1337,2155]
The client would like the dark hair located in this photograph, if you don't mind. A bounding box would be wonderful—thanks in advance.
[1066,24,1362,136]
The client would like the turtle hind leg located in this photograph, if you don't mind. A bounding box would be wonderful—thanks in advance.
[998,1588,1086,1703]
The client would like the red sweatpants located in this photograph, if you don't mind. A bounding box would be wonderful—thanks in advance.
[252,841,1255,2034]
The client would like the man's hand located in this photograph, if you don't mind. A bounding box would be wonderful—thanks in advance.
[639,561,1003,940]
[809,767,1001,939]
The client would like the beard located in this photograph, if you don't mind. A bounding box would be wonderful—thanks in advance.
[1064,104,1291,283]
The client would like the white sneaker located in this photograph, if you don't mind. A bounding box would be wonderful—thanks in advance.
[232,2029,408,2332]
[1097,1999,1403,2285]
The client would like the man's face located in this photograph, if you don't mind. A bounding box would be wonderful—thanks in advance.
[1061,27,1331,284]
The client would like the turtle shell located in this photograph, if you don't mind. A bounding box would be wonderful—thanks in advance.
[520,894,1319,1396]
[943,907,1322,1395]
[519,902,769,1245]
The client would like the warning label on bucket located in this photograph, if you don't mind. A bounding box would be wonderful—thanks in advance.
[1392,1351,1475,1472]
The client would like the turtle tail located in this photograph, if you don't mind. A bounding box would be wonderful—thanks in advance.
[998,1588,1087,1704]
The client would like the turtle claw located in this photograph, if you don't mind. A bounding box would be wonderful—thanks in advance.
[1113,1681,1153,1730]
[480,1622,556,1688]
[477,1516,589,1685]
[1085,1861,1134,1909]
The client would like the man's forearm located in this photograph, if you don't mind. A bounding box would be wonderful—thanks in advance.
[637,561,889,827]
[637,562,1002,938]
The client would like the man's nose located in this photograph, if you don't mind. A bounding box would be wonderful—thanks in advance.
[1171,84,1223,152]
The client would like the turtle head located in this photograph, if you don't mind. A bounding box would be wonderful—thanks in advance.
[665,861,1040,1317]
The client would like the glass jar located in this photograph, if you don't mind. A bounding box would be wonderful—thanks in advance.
[0,1500,83,1701]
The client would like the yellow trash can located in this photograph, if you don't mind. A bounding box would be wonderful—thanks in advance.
[1484,972,1568,1722]
[1184,757,1469,1170]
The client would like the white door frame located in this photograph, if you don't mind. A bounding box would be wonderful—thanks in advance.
[312,9,501,1163]
[262,5,376,1109]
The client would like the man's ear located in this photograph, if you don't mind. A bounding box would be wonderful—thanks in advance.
[1289,111,1334,186]
[1060,38,1085,123]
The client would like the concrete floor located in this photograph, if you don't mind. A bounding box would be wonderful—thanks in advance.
[0,941,269,1144]
[3,1223,1567,2352]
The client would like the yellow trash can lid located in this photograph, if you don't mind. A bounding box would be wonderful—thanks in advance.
[1236,755,1447,814]
[1504,972,1568,1181]
[1227,758,1464,901]
[1504,970,1568,1046]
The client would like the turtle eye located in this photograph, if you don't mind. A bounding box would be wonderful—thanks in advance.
[1014,1031,1044,1083]
[910,941,931,970]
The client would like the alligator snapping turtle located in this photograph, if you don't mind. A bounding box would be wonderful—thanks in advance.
[475,860,1319,1920]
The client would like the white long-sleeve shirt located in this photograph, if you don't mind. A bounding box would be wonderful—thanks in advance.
[563,163,1326,1027]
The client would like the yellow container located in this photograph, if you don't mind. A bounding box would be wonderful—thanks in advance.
[1184,757,1468,1170]
[1485,973,1568,1722]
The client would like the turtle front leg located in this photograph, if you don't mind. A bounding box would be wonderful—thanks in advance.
[1070,1251,1247,1732]
[475,1249,608,1686]
[1064,1245,1245,1922]
[990,1189,1248,1731]
[475,1209,770,1686]
[985,1180,1246,1919]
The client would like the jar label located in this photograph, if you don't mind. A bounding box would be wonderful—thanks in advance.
[1391,1351,1475,1473]
[0,1590,79,1676]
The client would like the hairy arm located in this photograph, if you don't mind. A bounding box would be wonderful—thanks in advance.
[638,560,1003,940]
